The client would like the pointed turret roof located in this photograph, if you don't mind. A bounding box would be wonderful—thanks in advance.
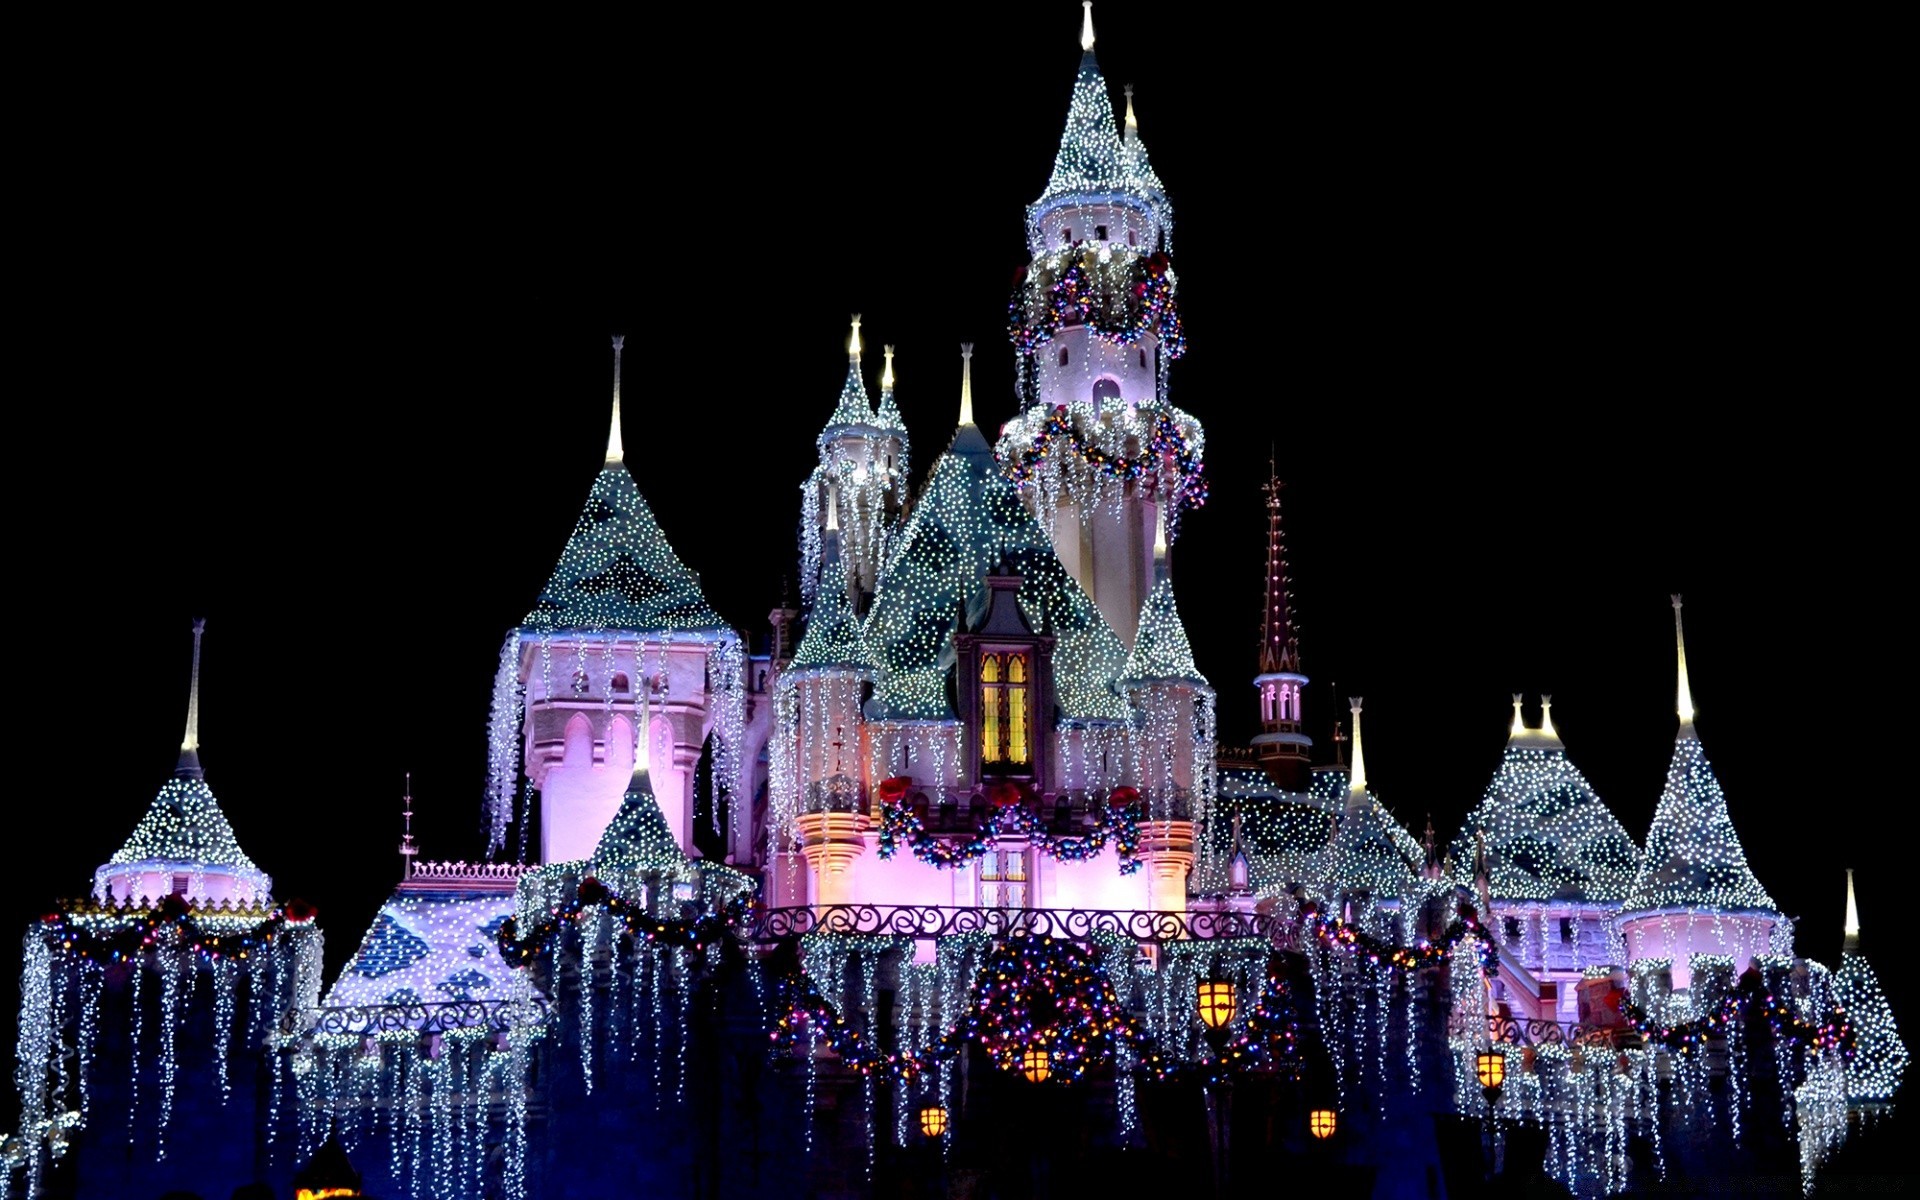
[523,346,726,635]
[1622,598,1776,915]
[1031,6,1172,237]
[1121,511,1205,686]
[866,348,1128,720]
[1316,704,1418,899]
[592,709,686,873]
[1449,698,1639,904]
[791,497,875,674]
[820,315,881,444]
[875,344,906,433]
[101,621,269,895]
[1117,84,1168,202]
[1257,466,1301,676]
[1832,872,1910,1102]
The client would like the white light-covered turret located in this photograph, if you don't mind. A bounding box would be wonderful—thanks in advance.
[1620,596,1778,989]
[94,621,271,907]
[998,3,1200,647]
[801,315,908,608]
[1833,870,1911,1101]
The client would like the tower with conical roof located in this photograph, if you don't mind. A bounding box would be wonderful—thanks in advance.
[1618,597,1779,990]
[93,619,271,906]
[494,337,744,866]
[1833,871,1910,1103]
[1253,466,1312,789]
[801,316,909,610]
[997,2,1204,647]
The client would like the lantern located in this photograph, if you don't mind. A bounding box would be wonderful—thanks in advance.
[918,1105,949,1138]
[1020,1046,1052,1084]
[1309,1108,1337,1140]
[1475,1049,1506,1092]
[1197,979,1237,1030]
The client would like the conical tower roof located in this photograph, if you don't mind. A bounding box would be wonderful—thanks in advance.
[819,315,882,444]
[1120,577,1206,687]
[866,349,1128,720]
[791,500,875,674]
[874,344,906,434]
[1833,874,1910,1102]
[1449,699,1639,903]
[592,752,686,873]
[1032,6,1171,235]
[523,339,726,635]
[1622,599,1775,916]
[99,621,269,897]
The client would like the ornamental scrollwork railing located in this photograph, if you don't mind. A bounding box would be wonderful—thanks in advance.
[291,998,550,1037]
[1447,1008,1623,1048]
[744,904,1291,947]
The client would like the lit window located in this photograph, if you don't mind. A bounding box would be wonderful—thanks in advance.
[980,651,1032,768]
[1095,224,1108,241]
[979,846,1030,908]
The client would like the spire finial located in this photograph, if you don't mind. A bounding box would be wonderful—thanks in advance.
[1671,594,1696,734]
[881,344,895,392]
[1123,83,1138,140]
[1331,718,1346,767]
[1346,697,1367,796]
[1510,693,1525,738]
[181,618,206,756]
[958,343,975,427]
[605,335,626,464]
[1843,868,1861,954]
[848,313,863,361]
[1540,693,1557,739]
[825,486,839,534]
[1081,1,1095,52]
[632,687,653,790]
[400,773,418,878]
[1152,503,1169,581]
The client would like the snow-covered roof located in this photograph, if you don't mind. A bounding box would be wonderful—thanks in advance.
[325,888,529,1011]
[101,773,269,894]
[865,421,1128,721]
[522,463,728,636]
[1120,577,1206,687]
[1622,731,1776,916]
[1450,742,1639,905]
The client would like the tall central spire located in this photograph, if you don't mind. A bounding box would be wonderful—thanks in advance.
[1080,0,1095,51]
[1347,698,1368,800]
[1672,594,1696,735]
[605,335,626,464]
[1258,463,1299,674]
[958,343,975,427]
[179,618,206,776]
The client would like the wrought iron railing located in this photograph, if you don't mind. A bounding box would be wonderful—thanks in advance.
[298,998,548,1037]
[744,904,1288,946]
[1447,1008,1623,1048]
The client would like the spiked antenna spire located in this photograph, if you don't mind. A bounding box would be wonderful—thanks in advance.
[958,343,975,426]
[1510,694,1526,738]
[177,619,206,776]
[399,773,417,878]
[606,335,626,464]
[1123,83,1138,141]
[848,312,863,362]
[1672,594,1697,735]
[1844,868,1862,954]
[1347,698,1367,797]
[1540,693,1557,739]
[880,343,894,392]
[1080,0,1095,51]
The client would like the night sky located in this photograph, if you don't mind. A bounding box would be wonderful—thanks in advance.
[8,3,1906,1144]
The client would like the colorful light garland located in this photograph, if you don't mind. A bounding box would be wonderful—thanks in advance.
[874,782,1143,874]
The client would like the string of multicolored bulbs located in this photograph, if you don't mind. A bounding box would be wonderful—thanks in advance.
[874,780,1143,874]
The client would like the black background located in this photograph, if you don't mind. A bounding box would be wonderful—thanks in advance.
[7,0,1908,1163]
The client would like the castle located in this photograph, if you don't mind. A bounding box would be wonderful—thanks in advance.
[4,7,1905,1198]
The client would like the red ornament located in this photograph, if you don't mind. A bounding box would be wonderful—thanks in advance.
[987,780,1028,809]
[876,777,914,805]
[1107,785,1141,809]
[284,897,319,924]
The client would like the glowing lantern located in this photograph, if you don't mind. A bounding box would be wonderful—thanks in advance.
[1309,1108,1337,1140]
[1020,1046,1052,1083]
[1475,1049,1506,1093]
[1197,978,1237,1030]
[918,1105,949,1137]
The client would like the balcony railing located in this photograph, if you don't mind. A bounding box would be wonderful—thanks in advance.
[744,903,1288,947]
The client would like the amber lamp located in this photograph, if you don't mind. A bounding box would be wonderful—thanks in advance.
[1309,1108,1337,1140]
[1197,978,1237,1030]
[1020,1046,1052,1084]
[1475,1049,1506,1092]
[918,1105,949,1138]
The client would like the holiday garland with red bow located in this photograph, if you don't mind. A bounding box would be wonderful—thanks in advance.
[874,779,1144,875]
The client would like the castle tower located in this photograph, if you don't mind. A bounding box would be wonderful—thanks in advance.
[1118,509,1212,908]
[503,337,740,864]
[1618,597,1778,990]
[997,3,1203,647]
[1252,466,1311,789]
[93,619,271,906]
[784,489,877,907]
[802,315,909,610]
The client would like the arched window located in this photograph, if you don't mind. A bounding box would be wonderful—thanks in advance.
[1261,684,1276,723]
[610,672,630,694]
[980,651,1033,768]
[1091,377,1122,406]
[980,654,1002,763]
[1058,346,1069,367]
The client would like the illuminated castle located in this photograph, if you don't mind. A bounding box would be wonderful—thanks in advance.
[5,6,1905,1199]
